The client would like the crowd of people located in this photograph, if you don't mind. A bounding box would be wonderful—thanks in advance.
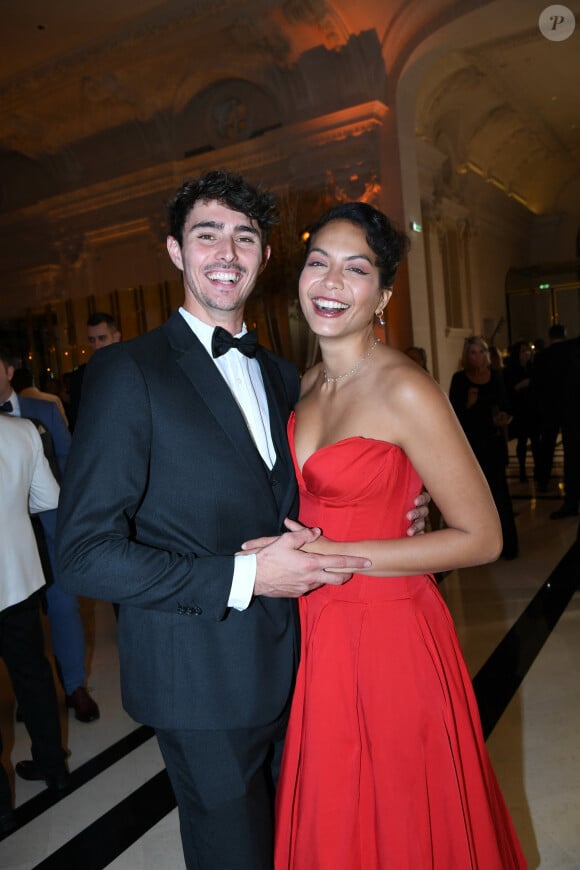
[0,314,121,833]
[406,326,579,546]
[447,327,579,549]
[2,167,576,866]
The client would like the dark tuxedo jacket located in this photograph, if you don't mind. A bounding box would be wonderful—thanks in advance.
[57,311,300,731]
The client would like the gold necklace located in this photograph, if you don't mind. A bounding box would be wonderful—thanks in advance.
[323,338,381,384]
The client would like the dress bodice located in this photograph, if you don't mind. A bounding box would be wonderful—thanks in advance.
[290,412,423,540]
[288,412,425,604]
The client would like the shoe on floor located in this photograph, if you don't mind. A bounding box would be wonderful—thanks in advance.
[15,760,70,792]
[66,686,100,722]
[550,504,579,520]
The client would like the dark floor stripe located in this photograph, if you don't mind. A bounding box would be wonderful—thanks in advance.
[14,538,580,868]
[31,771,175,870]
[10,725,154,832]
[474,537,580,739]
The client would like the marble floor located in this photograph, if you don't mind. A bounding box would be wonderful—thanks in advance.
[1,443,578,869]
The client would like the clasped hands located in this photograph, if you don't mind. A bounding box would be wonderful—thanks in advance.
[239,492,431,599]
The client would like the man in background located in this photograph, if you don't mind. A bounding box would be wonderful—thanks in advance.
[536,331,580,519]
[68,312,121,431]
[0,347,99,725]
[11,367,69,428]
[0,414,70,836]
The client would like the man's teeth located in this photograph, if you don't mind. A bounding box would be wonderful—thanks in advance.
[314,299,348,311]
[207,271,240,284]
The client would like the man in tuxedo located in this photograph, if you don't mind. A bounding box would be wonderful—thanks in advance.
[0,349,99,725]
[0,414,69,836]
[56,170,427,869]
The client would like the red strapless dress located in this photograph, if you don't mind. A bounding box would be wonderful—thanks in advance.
[274,413,526,869]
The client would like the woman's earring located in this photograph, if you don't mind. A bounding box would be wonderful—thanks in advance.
[376,309,386,327]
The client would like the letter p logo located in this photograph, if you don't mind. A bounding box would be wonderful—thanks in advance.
[539,5,576,41]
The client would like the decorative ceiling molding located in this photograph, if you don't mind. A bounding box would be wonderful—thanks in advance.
[0,101,387,230]
[84,218,154,247]
[414,32,580,216]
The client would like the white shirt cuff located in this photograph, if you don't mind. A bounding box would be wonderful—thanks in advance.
[228,553,257,611]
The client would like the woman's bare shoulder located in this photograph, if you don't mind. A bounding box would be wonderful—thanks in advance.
[375,345,449,416]
[377,344,432,388]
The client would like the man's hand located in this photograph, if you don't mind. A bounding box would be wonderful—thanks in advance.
[406,490,431,536]
[242,526,371,599]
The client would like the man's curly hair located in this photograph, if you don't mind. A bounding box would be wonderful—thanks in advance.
[167,169,279,248]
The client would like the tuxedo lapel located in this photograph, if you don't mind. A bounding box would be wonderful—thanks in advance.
[256,348,298,522]
[163,313,274,487]
[256,350,292,468]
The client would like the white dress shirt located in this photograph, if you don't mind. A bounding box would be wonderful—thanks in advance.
[179,308,277,610]
[0,415,60,610]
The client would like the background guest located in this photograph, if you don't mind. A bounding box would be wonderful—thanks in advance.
[0,414,70,835]
[11,367,69,429]
[503,341,541,483]
[67,312,121,432]
[0,348,100,723]
[449,335,518,559]
[538,333,580,519]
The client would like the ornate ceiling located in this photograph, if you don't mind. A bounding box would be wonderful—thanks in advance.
[0,1,579,217]
[413,9,580,215]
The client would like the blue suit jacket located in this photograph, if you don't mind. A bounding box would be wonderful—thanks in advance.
[18,395,71,555]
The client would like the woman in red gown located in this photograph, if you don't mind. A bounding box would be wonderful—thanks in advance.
[245,203,527,869]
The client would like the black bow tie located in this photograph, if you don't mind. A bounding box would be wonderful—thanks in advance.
[0,400,13,413]
[211,327,258,359]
